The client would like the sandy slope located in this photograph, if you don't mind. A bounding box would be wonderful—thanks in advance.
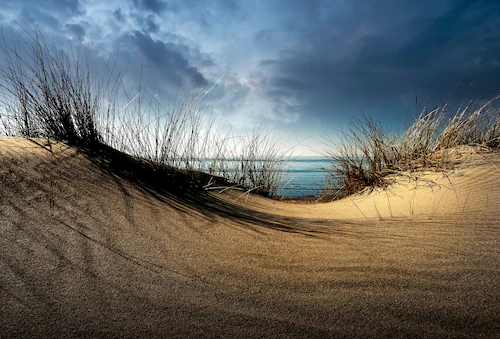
[1,137,499,338]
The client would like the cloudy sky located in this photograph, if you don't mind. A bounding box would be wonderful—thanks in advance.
[1,0,500,154]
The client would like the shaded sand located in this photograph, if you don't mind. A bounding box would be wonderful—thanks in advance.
[1,137,499,338]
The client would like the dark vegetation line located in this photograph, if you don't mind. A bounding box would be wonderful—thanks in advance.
[0,26,499,201]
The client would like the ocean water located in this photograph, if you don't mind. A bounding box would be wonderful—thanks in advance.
[199,156,335,198]
[280,156,332,198]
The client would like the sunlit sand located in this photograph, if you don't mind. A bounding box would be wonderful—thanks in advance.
[1,137,499,337]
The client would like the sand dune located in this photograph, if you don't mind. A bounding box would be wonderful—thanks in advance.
[1,137,499,338]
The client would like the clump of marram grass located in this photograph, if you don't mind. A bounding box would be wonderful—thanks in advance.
[322,114,397,196]
[0,26,295,198]
[224,121,296,197]
[0,26,120,146]
[108,75,226,173]
[102,78,297,197]
[323,95,500,198]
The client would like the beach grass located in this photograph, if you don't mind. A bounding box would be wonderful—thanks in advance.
[322,95,500,199]
[0,26,294,198]
[2,26,499,202]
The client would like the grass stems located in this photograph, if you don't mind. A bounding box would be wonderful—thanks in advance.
[0,26,295,197]
[0,26,120,145]
[323,95,500,198]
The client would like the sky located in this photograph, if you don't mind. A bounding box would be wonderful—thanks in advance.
[1,0,499,155]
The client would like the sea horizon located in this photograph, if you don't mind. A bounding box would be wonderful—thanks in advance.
[197,156,333,198]
[280,156,332,198]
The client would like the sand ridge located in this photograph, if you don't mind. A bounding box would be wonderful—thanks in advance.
[214,147,500,222]
[1,137,499,337]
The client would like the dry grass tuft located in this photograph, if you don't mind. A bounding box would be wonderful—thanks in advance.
[323,95,500,199]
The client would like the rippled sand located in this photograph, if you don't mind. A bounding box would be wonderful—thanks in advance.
[1,137,499,338]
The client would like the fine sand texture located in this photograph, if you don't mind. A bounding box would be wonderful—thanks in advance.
[1,137,499,338]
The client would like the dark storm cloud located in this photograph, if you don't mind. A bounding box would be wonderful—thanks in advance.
[133,0,167,14]
[258,60,277,67]
[55,0,84,16]
[1,0,85,30]
[130,13,160,33]
[2,0,499,145]
[178,0,240,14]
[146,15,159,33]
[66,23,86,42]
[381,0,500,97]
[267,89,294,100]
[262,0,500,122]
[113,8,125,22]
[254,29,275,48]
[19,7,60,28]
[129,30,209,87]
[216,0,239,15]
[14,0,84,16]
